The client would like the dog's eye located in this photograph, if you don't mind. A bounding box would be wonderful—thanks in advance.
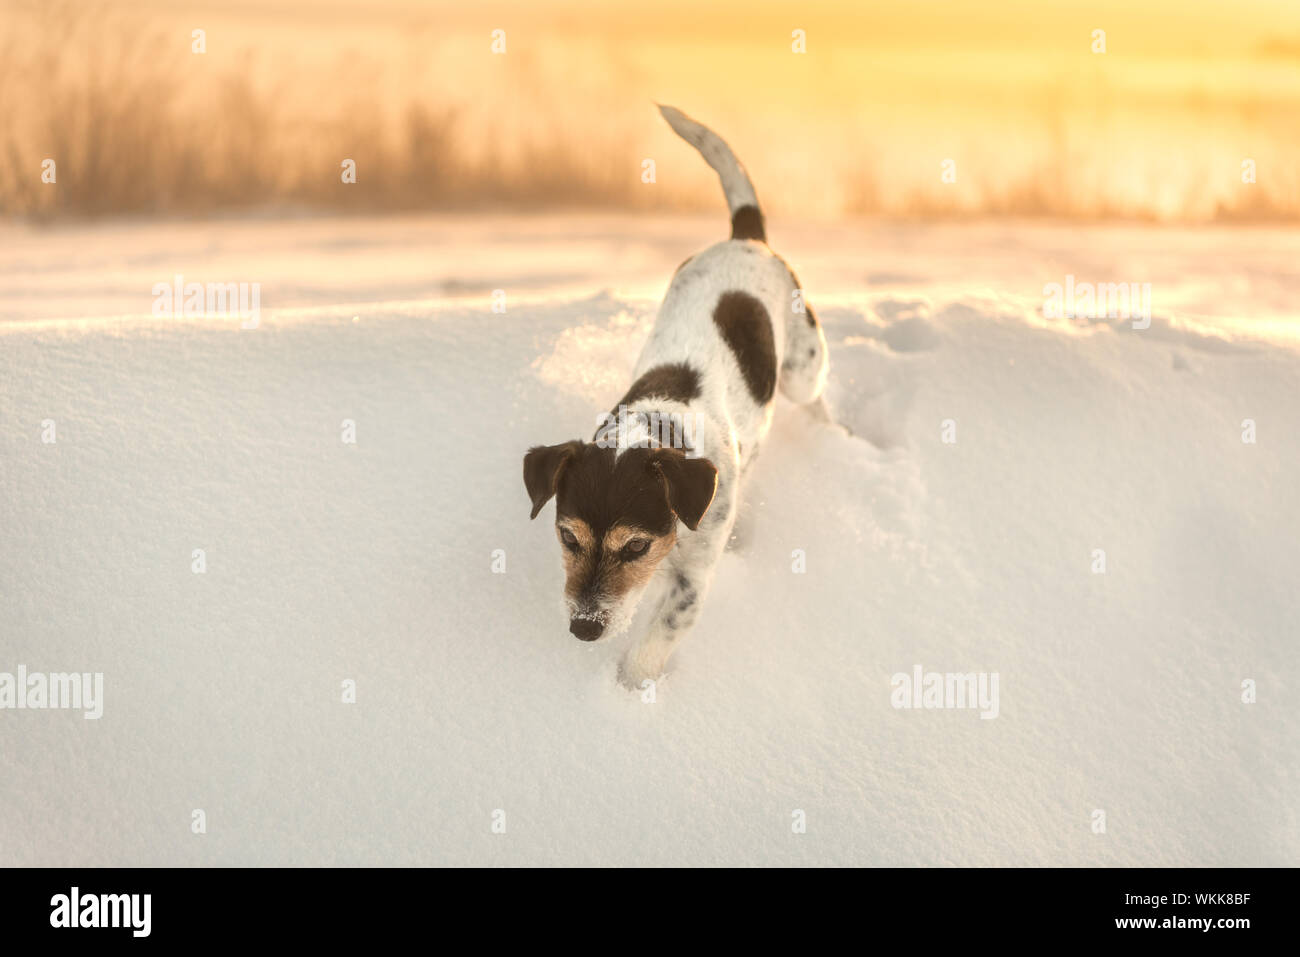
[622,538,650,558]
[560,528,579,549]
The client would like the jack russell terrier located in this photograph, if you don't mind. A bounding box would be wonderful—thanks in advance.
[523,105,829,688]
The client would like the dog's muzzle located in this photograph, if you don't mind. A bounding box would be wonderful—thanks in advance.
[569,618,605,642]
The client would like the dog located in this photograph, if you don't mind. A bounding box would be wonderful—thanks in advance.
[523,105,829,688]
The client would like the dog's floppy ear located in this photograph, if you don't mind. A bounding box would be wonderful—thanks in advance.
[649,449,718,531]
[523,441,582,519]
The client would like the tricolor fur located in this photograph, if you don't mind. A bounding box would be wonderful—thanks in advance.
[524,105,829,687]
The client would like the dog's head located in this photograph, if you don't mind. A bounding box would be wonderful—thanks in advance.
[523,441,717,641]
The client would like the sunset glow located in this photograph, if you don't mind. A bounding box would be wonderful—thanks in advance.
[3,0,1298,221]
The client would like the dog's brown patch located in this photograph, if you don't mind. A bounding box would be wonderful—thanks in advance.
[557,518,598,601]
[597,525,677,601]
[557,517,595,549]
[602,524,648,552]
[616,363,701,409]
[523,440,581,519]
[558,516,676,605]
[555,445,675,535]
[712,290,776,403]
[730,204,766,242]
[524,441,717,616]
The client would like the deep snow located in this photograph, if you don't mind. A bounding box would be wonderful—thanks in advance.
[1,215,1296,866]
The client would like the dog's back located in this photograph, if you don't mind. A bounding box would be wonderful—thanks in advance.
[524,107,831,686]
[628,106,830,466]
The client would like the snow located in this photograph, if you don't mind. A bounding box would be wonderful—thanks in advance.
[1,214,1296,865]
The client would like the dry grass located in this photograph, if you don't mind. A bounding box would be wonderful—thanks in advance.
[0,2,643,221]
[2,1,1298,223]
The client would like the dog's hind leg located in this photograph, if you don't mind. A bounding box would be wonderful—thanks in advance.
[779,296,830,406]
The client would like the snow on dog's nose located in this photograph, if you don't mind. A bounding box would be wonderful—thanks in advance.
[569,618,605,641]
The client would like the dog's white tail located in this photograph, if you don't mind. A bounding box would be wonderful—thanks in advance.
[657,104,765,242]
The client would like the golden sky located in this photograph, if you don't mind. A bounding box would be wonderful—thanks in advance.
[4,0,1298,220]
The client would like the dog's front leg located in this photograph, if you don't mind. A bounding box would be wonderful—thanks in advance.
[617,491,734,689]
[617,569,707,690]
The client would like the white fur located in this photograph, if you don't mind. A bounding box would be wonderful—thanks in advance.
[613,108,830,688]
[657,104,760,217]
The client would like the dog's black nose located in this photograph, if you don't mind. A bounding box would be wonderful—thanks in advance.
[569,618,605,641]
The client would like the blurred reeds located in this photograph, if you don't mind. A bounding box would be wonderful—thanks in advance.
[2,0,1297,223]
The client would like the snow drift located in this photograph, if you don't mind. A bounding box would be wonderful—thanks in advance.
[1,217,1296,866]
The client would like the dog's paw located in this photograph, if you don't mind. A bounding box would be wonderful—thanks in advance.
[616,654,664,693]
[615,664,652,692]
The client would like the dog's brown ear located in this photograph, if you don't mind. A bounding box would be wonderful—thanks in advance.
[523,441,582,519]
[650,449,718,531]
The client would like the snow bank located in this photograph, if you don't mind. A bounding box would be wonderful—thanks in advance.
[1,219,1296,865]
